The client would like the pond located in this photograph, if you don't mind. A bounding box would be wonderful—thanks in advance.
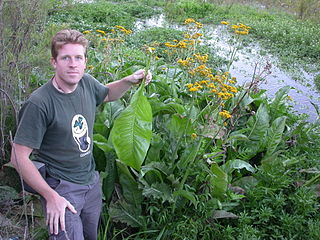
[135,14,320,122]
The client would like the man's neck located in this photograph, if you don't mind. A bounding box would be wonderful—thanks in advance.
[52,77,77,93]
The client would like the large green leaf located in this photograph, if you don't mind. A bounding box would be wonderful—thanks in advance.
[210,163,228,199]
[110,84,152,171]
[108,200,145,228]
[265,116,287,156]
[223,159,255,175]
[270,86,291,119]
[261,116,287,166]
[117,161,143,209]
[142,182,174,203]
[247,103,270,141]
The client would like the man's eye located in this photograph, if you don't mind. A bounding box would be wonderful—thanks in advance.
[76,56,83,60]
[62,56,70,60]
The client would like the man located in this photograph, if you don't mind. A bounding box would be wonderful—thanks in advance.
[10,29,151,239]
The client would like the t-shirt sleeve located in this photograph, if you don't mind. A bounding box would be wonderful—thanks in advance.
[84,73,109,105]
[14,101,48,149]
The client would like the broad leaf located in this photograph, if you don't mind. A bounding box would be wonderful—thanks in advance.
[111,84,152,171]
[142,182,173,203]
[212,210,238,219]
[173,189,197,206]
[109,200,144,228]
[223,159,255,175]
[93,134,113,153]
[166,114,194,138]
[210,163,228,199]
[265,116,287,157]
[247,103,270,141]
[117,161,143,209]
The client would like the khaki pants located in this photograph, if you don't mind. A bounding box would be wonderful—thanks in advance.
[42,171,102,240]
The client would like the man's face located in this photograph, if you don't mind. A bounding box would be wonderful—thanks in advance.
[51,43,86,86]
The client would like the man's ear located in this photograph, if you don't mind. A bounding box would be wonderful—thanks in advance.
[50,57,56,69]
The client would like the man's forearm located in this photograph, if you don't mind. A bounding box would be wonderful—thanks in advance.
[10,144,58,201]
[104,76,133,102]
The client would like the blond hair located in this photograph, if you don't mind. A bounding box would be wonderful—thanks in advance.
[51,29,89,59]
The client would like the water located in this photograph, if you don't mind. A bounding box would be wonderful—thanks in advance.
[135,15,320,122]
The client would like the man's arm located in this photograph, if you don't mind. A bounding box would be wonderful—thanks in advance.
[104,69,151,102]
[10,143,77,235]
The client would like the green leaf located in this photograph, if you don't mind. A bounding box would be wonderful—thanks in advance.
[117,161,143,209]
[0,186,19,202]
[210,163,228,199]
[166,114,194,138]
[212,210,238,219]
[111,85,152,171]
[108,200,144,228]
[142,182,173,203]
[247,103,270,141]
[93,134,113,153]
[149,99,185,116]
[223,159,255,175]
[173,189,197,206]
[265,116,287,157]
[140,163,165,183]
[102,157,117,203]
[270,86,290,117]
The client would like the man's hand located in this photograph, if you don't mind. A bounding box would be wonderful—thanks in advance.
[128,69,152,85]
[46,193,77,235]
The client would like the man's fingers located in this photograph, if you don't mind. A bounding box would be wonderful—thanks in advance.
[59,209,66,232]
[54,214,59,235]
[67,201,77,214]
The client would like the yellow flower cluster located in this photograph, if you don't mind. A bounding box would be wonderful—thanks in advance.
[193,53,208,63]
[220,21,230,25]
[115,25,132,35]
[164,39,197,49]
[232,23,251,35]
[219,110,232,119]
[182,54,238,101]
[184,18,203,29]
[96,29,106,35]
[177,57,193,67]
[220,21,251,35]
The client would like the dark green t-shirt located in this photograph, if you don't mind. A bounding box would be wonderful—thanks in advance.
[14,73,108,185]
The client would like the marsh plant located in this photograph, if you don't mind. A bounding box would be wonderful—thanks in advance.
[80,17,320,239]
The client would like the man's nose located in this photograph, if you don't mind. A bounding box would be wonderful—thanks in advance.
[68,57,77,67]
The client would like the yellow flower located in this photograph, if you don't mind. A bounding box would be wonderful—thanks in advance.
[185,83,194,88]
[147,47,156,53]
[184,18,196,24]
[178,58,192,67]
[192,33,203,39]
[219,110,232,119]
[87,65,94,70]
[191,133,198,139]
[83,30,91,34]
[196,22,203,29]
[96,29,106,35]
[287,96,293,101]
[189,87,199,92]
[221,21,229,25]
